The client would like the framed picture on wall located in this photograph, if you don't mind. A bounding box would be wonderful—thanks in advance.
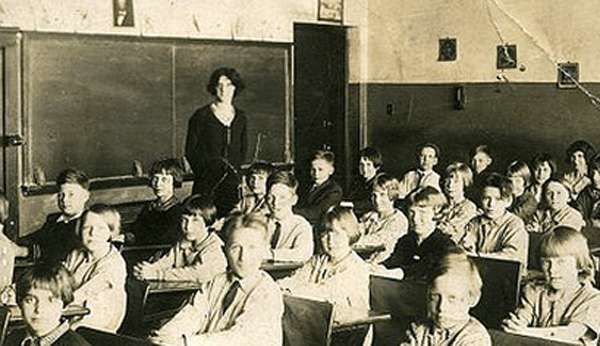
[318,0,343,23]
[557,62,579,89]
[113,0,135,27]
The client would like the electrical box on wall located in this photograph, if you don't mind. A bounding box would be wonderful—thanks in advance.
[438,38,457,61]
[557,62,579,89]
[497,44,517,69]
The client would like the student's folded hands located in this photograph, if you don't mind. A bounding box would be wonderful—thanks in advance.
[133,261,157,281]
[501,312,528,333]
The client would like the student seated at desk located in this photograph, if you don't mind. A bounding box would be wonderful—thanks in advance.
[348,147,384,218]
[529,180,585,233]
[264,171,313,263]
[575,154,600,228]
[22,169,90,264]
[235,161,273,215]
[438,162,478,243]
[507,160,538,225]
[295,150,343,225]
[400,250,491,346]
[398,143,441,200]
[133,194,227,282]
[468,144,494,202]
[354,173,408,264]
[130,158,183,245]
[381,187,455,280]
[148,213,283,346]
[460,173,528,267]
[64,205,127,333]
[502,227,600,345]
[5,263,91,346]
[278,206,369,323]
[527,153,557,203]
[561,140,595,202]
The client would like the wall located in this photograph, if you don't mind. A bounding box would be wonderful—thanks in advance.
[0,0,367,42]
[355,0,600,177]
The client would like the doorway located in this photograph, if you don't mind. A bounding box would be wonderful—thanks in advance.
[293,23,349,189]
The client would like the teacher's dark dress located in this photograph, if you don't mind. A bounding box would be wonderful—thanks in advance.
[185,105,248,216]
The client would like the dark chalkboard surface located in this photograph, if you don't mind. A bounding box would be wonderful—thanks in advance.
[22,32,290,183]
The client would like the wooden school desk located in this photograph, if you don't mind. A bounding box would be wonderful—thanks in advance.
[261,259,304,279]
[489,329,579,346]
[353,244,386,260]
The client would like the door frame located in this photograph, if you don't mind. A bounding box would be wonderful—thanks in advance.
[292,22,352,191]
[0,28,23,239]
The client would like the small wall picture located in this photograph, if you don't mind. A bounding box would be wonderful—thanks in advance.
[318,0,343,23]
[113,0,134,27]
[557,62,579,89]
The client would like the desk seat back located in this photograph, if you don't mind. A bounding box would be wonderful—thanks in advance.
[489,329,577,346]
[0,306,10,346]
[470,256,521,329]
[78,327,152,346]
[283,294,334,346]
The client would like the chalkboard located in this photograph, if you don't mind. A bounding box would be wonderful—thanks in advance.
[22,32,290,183]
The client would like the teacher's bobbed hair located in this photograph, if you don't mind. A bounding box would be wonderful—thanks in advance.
[206,67,245,98]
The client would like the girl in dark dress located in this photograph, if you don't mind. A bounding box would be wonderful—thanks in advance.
[185,67,248,217]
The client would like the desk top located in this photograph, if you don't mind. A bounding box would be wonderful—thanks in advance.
[8,304,90,323]
[14,259,35,268]
[332,309,392,332]
[353,244,385,255]
[145,280,203,294]
[261,260,304,272]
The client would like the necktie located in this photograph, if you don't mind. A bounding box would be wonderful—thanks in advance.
[221,280,241,314]
[271,221,282,249]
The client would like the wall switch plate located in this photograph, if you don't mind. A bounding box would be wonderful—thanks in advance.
[497,44,517,69]
[557,62,579,89]
[439,38,457,61]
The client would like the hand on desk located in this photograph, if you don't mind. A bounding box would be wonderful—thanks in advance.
[368,263,404,280]
[133,261,159,281]
[502,312,528,333]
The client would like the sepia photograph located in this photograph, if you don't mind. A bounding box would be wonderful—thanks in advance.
[0,1,599,345]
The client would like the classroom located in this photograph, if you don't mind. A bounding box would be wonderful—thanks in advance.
[1,1,600,345]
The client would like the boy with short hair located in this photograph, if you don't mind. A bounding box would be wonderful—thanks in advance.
[382,187,455,280]
[23,168,90,263]
[400,250,491,346]
[460,173,528,267]
[349,147,384,218]
[398,143,441,199]
[148,213,284,346]
[133,194,227,282]
[237,161,273,215]
[576,154,600,227]
[265,171,314,262]
[131,158,184,245]
[295,150,343,225]
[5,263,91,346]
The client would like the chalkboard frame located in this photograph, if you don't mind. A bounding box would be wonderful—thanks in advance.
[19,31,293,196]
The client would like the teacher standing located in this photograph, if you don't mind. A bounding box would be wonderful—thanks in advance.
[185,67,248,217]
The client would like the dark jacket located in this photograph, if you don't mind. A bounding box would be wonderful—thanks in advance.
[382,229,455,280]
[185,105,247,196]
[295,178,343,225]
[131,201,182,246]
[348,175,379,218]
[509,191,538,224]
[19,213,81,264]
[575,185,600,224]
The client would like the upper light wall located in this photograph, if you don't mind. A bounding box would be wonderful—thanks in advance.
[0,0,367,42]
[364,0,600,83]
